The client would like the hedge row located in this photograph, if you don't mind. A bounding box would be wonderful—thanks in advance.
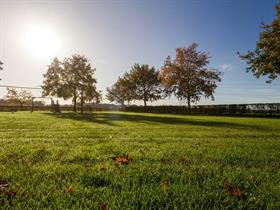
[124,104,280,116]
[1,104,280,116]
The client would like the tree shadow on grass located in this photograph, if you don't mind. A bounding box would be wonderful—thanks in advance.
[43,112,267,130]
[44,112,116,126]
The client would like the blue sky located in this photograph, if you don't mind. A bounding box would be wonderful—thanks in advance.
[0,0,279,105]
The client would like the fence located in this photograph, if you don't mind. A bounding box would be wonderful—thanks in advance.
[1,103,280,116]
[0,105,120,112]
[124,103,280,116]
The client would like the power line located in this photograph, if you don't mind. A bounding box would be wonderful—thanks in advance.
[0,85,42,90]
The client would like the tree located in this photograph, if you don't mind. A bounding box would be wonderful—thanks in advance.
[0,60,3,81]
[106,75,133,108]
[42,57,63,97]
[159,43,221,110]
[62,54,100,113]
[4,88,33,106]
[107,64,163,107]
[4,88,18,105]
[42,55,101,113]
[128,64,163,106]
[238,3,280,83]
[0,60,3,70]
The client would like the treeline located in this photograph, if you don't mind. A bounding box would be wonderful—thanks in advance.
[106,43,222,109]
[0,88,35,106]
[2,103,279,116]
[0,105,118,112]
[41,44,222,113]
[124,104,280,116]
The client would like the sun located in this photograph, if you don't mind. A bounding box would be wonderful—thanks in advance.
[23,25,60,58]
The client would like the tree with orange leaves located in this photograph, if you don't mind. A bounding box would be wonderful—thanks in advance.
[159,43,221,110]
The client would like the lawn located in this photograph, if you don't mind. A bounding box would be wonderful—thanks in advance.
[0,111,280,209]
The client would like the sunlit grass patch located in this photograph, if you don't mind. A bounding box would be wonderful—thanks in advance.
[0,111,280,209]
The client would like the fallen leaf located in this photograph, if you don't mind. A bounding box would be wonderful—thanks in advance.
[229,188,241,197]
[223,183,233,191]
[64,185,75,193]
[5,189,16,197]
[112,154,132,165]
[99,201,106,210]
[223,183,241,198]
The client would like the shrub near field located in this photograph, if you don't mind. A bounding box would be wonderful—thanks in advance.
[0,112,280,209]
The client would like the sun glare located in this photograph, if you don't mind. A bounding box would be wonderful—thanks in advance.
[23,25,60,58]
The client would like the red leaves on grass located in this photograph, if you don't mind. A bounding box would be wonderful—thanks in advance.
[112,154,132,165]
[99,201,107,210]
[223,183,241,198]
[64,185,75,193]
[0,179,16,198]
[4,190,17,197]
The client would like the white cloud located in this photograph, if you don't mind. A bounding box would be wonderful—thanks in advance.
[219,64,233,71]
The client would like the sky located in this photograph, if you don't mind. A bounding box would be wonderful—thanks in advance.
[0,0,279,105]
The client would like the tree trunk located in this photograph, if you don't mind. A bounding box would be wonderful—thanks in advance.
[73,91,77,112]
[31,98,34,113]
[81,90,84,114]
[144,93,147,107]
[187,95,191,113]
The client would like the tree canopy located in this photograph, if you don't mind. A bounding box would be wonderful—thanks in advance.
[42,55,101,112]
[0,60,3,81]
[107,64,163,107]
[106,75,133,107]
[128,64,163,106]
[238,3,280,83]
[42,57,63,98]
[0,60,3,71]
[4,88,33,106]
[159,43,221,109]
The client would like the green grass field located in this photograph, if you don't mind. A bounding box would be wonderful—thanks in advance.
[0,111,280,209]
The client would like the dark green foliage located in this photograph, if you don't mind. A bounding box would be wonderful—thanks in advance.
[128,64,163,106]
[0,60,3,81]
[238,3,280,83]
[42,55,101,113]
[107,64,163,107]
[0,60,3,71]
[106,75,133,107]
[124,103,280,116]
